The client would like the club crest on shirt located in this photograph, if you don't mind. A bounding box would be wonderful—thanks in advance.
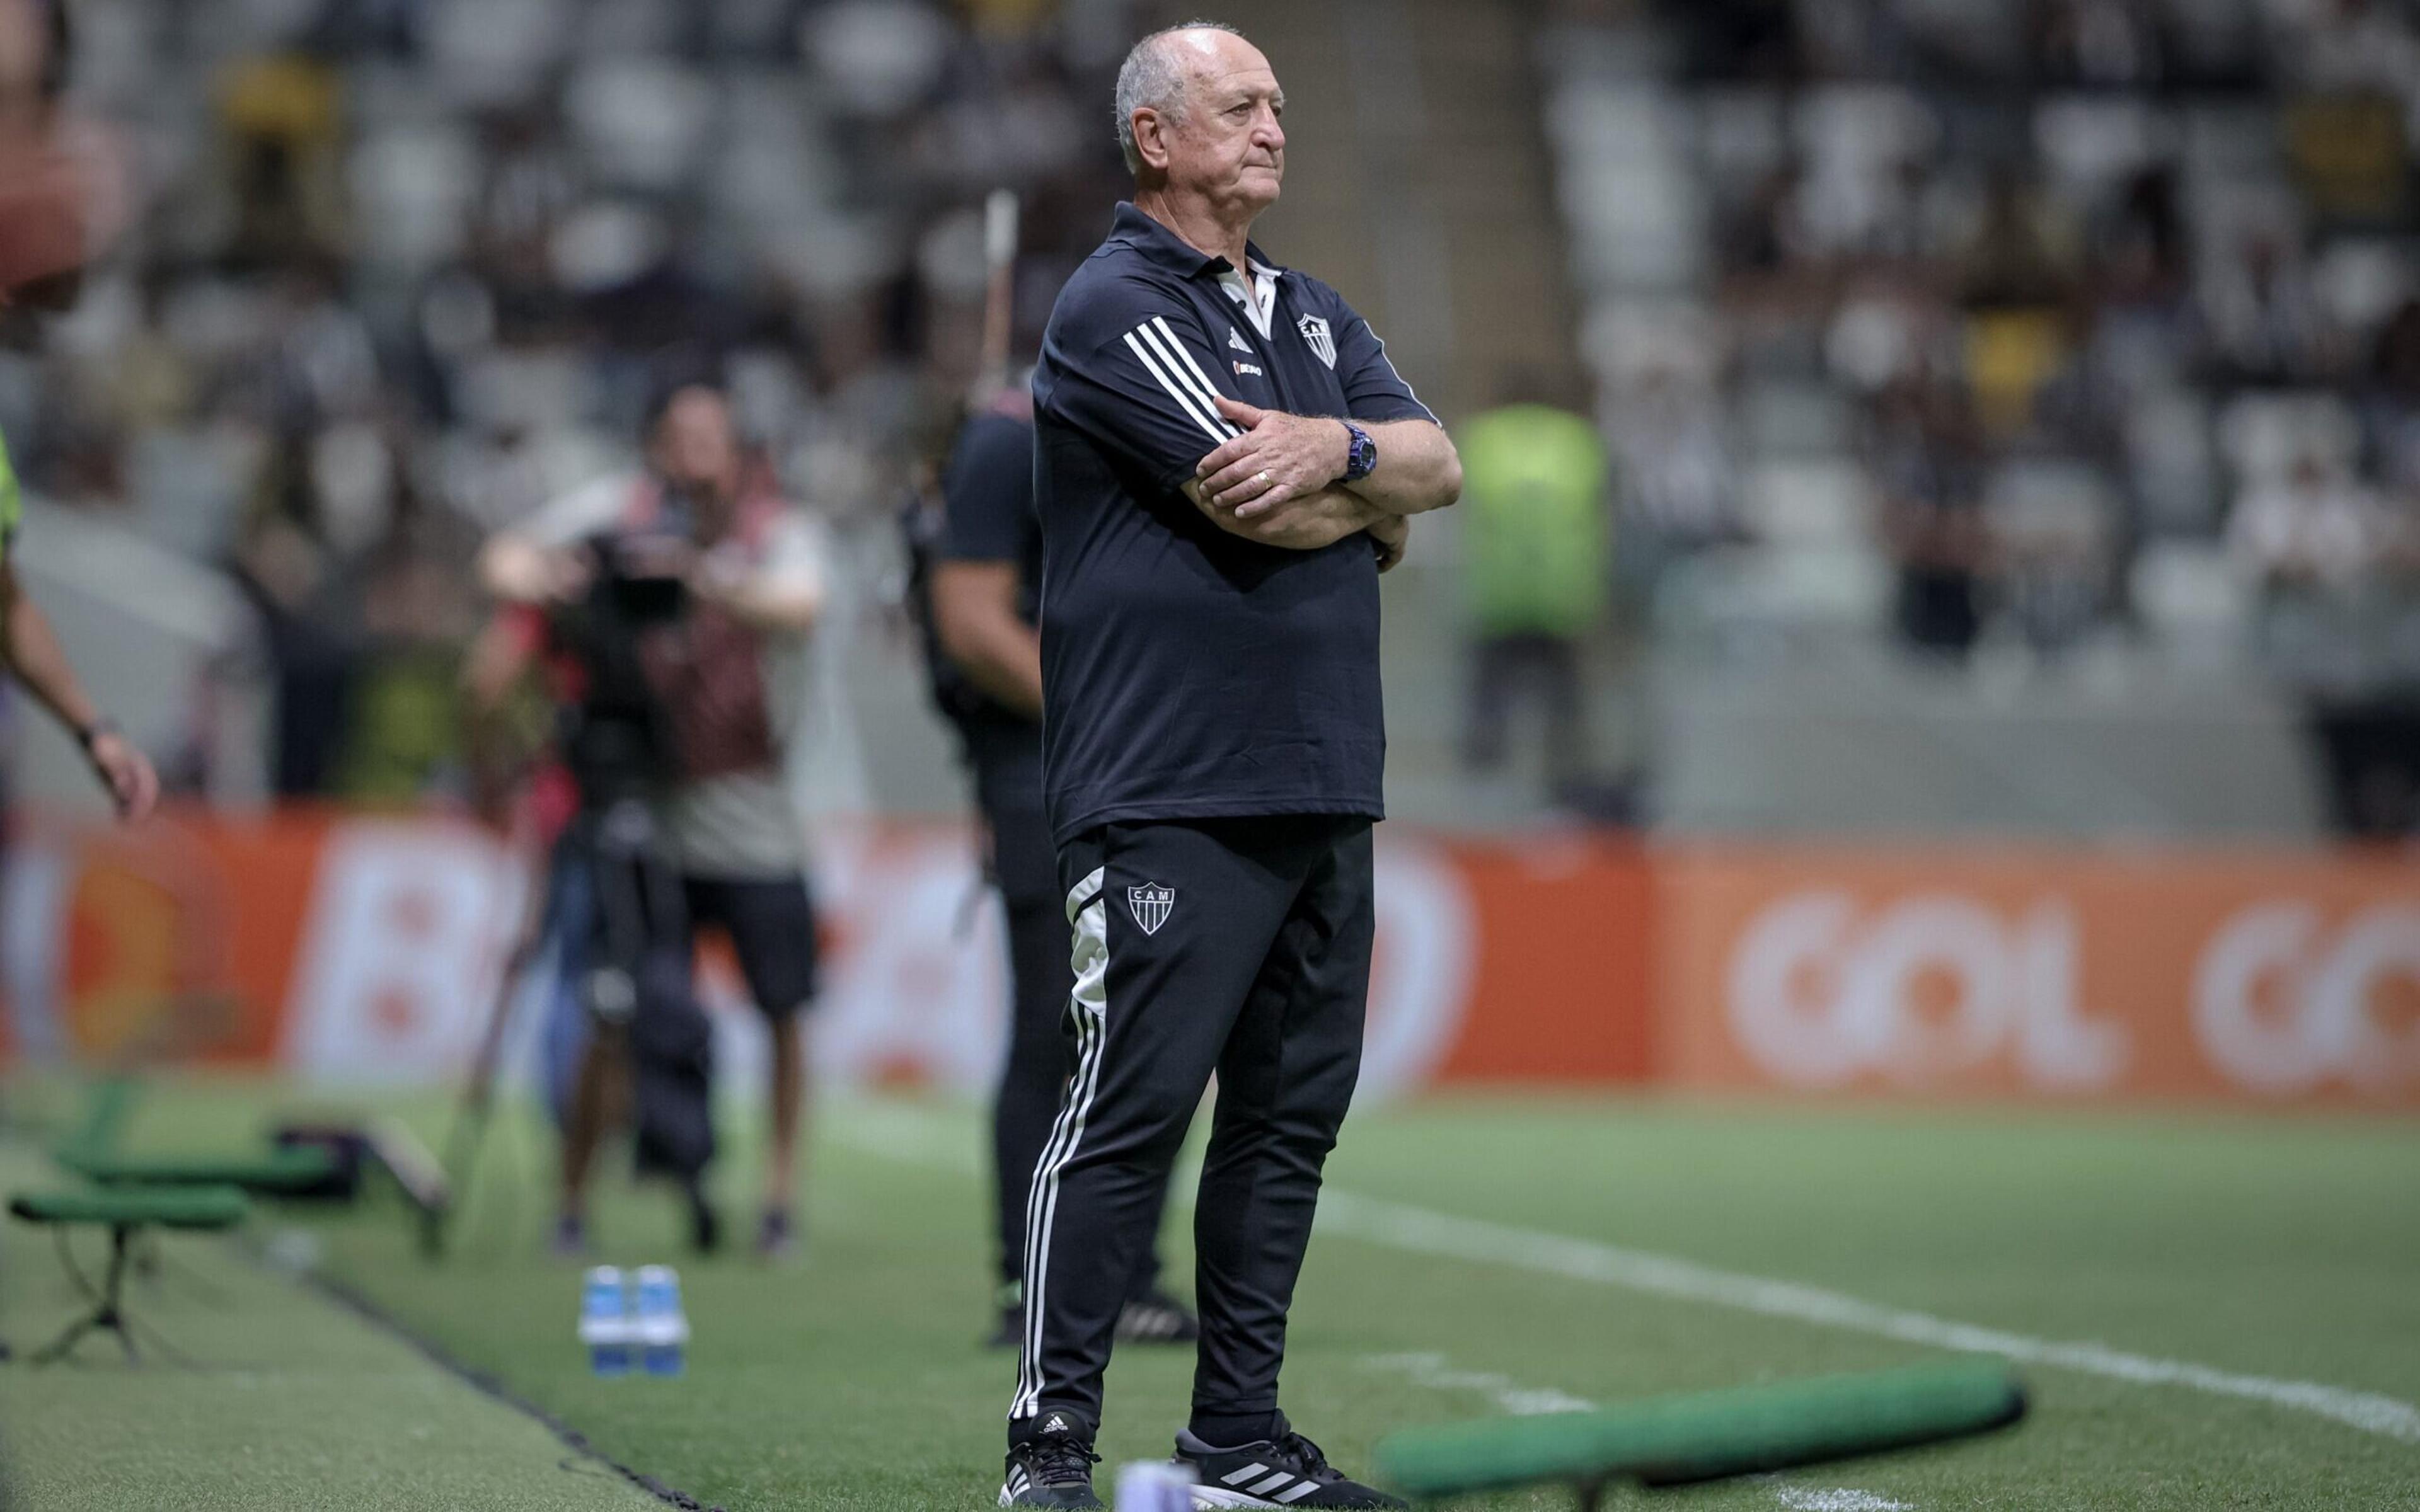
[1127,883,1175,936]
[1298,313,1336,369]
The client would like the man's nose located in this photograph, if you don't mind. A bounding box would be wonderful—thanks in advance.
[1255,108,1284,153]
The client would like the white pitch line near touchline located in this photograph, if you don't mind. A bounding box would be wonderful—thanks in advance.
[1360,1351,1598,1416]
[827,1107,2420,1445]
[1311,1191,2420,1445]
[1772,1489,1911,1512]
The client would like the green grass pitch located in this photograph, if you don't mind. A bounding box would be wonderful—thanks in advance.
[4,1078,2416,1510]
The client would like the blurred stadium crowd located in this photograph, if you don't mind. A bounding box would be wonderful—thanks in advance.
[6,0,2420,833]
[3,0,1136,805]
[1548,0,2420,829]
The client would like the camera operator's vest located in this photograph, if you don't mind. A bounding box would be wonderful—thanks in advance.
[620,477,788,783]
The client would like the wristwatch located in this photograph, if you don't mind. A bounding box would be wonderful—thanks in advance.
[1339,421,1378,484]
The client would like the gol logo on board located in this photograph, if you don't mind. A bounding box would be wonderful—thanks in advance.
[1723,893,2128,1091]
[2193,902,2420,1095]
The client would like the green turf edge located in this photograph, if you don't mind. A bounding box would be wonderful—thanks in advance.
[0,1137,666,1512]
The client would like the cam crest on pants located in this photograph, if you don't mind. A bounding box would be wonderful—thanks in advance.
[1127,883,1176,936]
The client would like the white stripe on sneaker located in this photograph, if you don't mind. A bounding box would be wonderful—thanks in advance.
[1247,1472,1294,1496]
[1220,1464,1269,1486]
[1276,1483,1321,1505]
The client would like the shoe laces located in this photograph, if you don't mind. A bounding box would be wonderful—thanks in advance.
[1026,1435,1100,1486]
[1274,1427,1337,1483]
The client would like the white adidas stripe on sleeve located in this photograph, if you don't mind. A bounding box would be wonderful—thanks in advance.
[1124,320,1239,445]
[1151,316,1243,430]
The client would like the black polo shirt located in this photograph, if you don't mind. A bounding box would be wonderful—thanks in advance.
[939,404,1043,730]
[1032,202,1438,845]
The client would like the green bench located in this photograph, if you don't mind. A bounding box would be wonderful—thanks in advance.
[6,1186,250,1363]
[54,1143,344,1196]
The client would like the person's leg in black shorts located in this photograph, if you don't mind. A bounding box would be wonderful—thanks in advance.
[1008,815,1374,1452]
[683,872,819,1257]
[972,720,1192,1347]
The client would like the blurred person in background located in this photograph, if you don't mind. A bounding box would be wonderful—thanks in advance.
[0,0,154,822]
[919,380,1197,1351]
[478,379,827,1259]
[2228,447,2384,604]
[2228,445,2419,835]
[1874,377,1993,662]
[1458,367,1611,806]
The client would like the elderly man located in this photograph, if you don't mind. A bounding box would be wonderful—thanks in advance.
[1001,22,1461,1510]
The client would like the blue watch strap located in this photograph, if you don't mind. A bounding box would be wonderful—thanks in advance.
[1340,421,1377,483]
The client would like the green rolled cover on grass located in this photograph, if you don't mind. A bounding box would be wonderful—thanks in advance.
[8,1185,250,1230]
[1375,1360,2027,1498]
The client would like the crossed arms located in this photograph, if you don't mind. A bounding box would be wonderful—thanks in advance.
[1178,394,1461,570]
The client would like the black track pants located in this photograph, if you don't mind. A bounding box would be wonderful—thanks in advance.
[971,721,1168,1300]
[1009,814,1375,1438]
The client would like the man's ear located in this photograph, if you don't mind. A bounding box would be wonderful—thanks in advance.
[1133,108,1172,171]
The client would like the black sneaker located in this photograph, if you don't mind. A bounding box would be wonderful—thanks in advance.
[686,1186,722,1255]
[1001,1410,1103,1508]
[756,1207,799,1261]
[1116,1286,1200,1345]
[1175,1415,1405,1509]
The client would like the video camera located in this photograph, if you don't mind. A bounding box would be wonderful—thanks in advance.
[551,514,698,809]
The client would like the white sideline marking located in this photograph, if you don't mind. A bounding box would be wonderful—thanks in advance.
[829,1106,2420,1445]
[1313,1191,2420,1445]
[1361,1351,1597,1416]
[1774,1490,1911,1512]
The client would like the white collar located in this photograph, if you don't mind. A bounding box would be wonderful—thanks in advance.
[1218,258,1282,339]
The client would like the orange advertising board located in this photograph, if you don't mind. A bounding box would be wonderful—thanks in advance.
[1421,834,1651,1083]
[0,811,1652,1099]
[1656,844,2420,1106]
[7,810,2415,1109]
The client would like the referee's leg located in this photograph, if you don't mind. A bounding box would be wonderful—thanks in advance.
[1190,817,1374,1442]
[1010,819,1295,1438]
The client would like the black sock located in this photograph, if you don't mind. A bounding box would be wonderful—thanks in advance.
[1189,1411,1276,1448]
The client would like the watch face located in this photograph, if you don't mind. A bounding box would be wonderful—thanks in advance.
[1347,428,1376,479]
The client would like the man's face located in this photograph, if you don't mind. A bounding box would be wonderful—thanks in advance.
[1148,30,1285,215]
[652,387,740,503]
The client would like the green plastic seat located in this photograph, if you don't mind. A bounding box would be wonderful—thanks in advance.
[8,1184,251,1364]
[9,1185,251,1230]
[55,1143,341,1194]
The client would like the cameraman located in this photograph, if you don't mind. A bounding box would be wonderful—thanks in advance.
[479,382,826,1259]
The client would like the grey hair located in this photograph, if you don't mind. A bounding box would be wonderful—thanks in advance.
[1114,20,1244,176]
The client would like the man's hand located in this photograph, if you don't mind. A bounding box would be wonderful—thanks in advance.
[1196,395,1349,519]
[1369,514,1410,573]
[1188,476,1382,553]
[84,729,158,822]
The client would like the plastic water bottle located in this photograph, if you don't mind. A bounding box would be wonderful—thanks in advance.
[1115,1460,1195,1512]
[633,1264,690,1378]
[578,1266,633,1378]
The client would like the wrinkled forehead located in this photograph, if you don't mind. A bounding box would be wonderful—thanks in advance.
[1170,29,1282,110]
